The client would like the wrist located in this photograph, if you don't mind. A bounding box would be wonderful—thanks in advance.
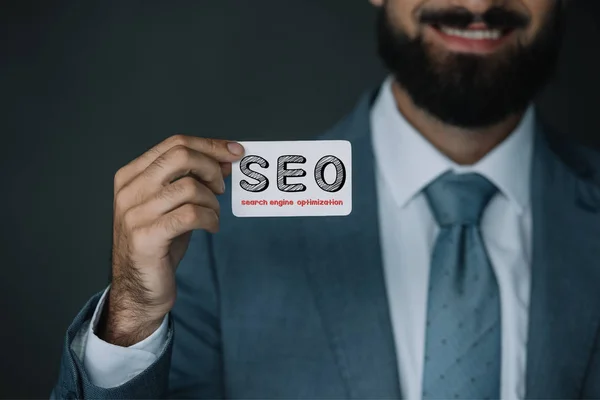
[96,289,165,347]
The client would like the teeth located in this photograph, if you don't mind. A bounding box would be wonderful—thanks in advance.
[440,26,503,40]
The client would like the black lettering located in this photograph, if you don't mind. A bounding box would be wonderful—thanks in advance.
[239,155,269,192]
[277,155,307,192]
[314,155,346,192]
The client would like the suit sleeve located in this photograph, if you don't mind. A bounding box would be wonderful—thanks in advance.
[82,287,170,388]
[50,229,224,399]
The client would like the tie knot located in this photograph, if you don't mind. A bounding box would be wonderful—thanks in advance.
[424,171,498,227]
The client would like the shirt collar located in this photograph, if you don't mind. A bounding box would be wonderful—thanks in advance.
[370,75,534,215]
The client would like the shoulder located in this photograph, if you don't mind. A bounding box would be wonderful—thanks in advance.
[315,87,380,142]
[542,119,600,186]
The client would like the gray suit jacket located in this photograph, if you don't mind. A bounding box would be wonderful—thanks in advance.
[52,88,600,399]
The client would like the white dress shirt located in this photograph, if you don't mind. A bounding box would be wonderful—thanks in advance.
[73,287,169,388]
[372,76,534,399]
[75,76,535,398]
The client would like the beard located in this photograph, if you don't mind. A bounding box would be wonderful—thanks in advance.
[376,2,566,128]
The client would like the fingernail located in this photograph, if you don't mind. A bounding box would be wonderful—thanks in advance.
[227,142,244,156]
[221,180,226,193]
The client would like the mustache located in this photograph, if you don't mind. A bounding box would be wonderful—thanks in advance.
[419,6,530,30]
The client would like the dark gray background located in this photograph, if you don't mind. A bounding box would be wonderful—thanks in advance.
[1,0,599,397]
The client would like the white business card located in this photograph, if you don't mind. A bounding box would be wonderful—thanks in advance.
[231,140,352,217]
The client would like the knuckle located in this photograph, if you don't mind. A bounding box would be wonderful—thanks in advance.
[114,188,129,213]
[114,167,127,189]
[122,208,138,230]
[179,203,200,225]
[179,176,202,197]
[168,134,189,147]
[169,144,192,163]
[204,138,219,153]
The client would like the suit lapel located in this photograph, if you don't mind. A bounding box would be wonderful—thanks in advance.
[301,91,402,399]
[526,123,600,398]
[299,91,600,398]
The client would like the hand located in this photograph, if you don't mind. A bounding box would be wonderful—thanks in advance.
[97,135,244,346]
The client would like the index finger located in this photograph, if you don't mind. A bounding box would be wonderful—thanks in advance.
[116,135,244,192]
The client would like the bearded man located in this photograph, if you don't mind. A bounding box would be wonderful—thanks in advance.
[52,1,600,398]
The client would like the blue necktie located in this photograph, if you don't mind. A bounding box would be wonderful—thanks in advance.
[421,171,501,400]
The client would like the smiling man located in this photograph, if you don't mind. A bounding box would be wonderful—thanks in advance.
[51,1,600,399]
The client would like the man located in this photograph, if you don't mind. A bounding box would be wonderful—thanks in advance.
[52,0,600,398]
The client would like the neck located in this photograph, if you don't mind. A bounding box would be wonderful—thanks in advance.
[391,80,525,165]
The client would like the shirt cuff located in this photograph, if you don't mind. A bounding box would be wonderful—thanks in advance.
[83,285,169,388]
